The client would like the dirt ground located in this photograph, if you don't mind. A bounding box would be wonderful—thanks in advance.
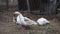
[0,10,60,34]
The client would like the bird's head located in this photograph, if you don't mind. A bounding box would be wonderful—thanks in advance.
[14,11,20,15]
[13,11,21,22]
[13,11,20,17]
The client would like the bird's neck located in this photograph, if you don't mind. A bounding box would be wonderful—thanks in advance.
[19,14,24,17]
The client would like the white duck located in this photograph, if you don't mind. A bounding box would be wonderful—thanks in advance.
[13,11,37,26]
[37,17,50,25]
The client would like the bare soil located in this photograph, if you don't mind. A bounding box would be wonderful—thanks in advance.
[0,10,60,34]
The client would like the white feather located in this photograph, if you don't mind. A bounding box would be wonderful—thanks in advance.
[14,11,37,25]
[24,17,37,25]
[37,18,50,25]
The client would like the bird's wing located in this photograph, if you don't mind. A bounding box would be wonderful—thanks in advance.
[37,18,50,25]
[24,17,37,25]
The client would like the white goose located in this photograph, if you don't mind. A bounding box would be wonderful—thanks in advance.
[13,11,37,26]
[37,17,50,25]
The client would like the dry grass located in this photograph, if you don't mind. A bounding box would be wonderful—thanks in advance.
[0,10,60,34]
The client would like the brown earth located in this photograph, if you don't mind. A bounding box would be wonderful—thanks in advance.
[0,10,60,34]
